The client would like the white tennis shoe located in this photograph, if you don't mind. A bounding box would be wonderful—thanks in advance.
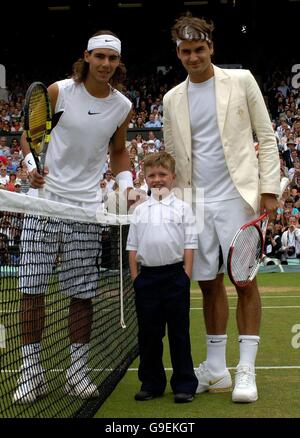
[195,362,232,394]
[232,364,258,403]
[65,368,99,399]
[13,366,48,404]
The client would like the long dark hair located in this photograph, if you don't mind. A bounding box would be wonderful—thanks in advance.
[72,30,126,88]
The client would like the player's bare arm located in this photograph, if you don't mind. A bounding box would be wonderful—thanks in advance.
[109,110,132,175]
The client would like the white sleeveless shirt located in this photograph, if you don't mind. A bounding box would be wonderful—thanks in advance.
[45,79,132,204]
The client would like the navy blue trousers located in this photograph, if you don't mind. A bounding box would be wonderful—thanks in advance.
[134,262,198,395]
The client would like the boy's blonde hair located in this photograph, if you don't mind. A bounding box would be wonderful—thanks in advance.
[143,151,175,174]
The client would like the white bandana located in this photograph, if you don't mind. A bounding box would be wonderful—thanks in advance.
[87,35,121,54]
[176,26,211,46]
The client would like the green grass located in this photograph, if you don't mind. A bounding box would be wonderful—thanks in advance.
[225,272,300,288]
[95,369,300,418]
[0,274,137,418]
[2,272,300,418]
[95,273,300,418]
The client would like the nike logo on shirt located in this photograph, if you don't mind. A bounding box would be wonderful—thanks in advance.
[105,39,114,42]
[88,110,101,115]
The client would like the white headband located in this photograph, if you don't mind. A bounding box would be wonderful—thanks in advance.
[176,26,211,46]
[87,34,121,54]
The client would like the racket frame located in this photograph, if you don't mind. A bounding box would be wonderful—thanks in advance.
[227,177,290,288]
[227,212,268,288]
[23,81,52,175]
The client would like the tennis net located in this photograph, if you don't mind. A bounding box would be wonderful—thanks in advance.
[0,190,138,418]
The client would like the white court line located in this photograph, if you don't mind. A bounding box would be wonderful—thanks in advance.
[1,296,298,305]
[190,306,300,310]
[0,308,116,314]
[190,296,300,299]
[127,366,300,371]
[2,366,300,374]
[2,305,300,314]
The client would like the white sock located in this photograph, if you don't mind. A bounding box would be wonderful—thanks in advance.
[206,334,227,376]
[238,335,260,369]
[70,343,89,373]
[22,343,41,371]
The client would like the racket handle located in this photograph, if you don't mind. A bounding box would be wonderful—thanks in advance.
[249,263,261,281]
[38,187,45,199]
[39,145,48,177]
[280,177,289,195]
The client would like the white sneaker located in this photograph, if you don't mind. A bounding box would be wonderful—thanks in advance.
[65,368,99,399]
[195,362,232,394]
[232,364,258,403]
[13,366,48,404]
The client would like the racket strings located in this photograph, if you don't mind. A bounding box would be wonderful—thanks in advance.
[28,88,48,146]
[230,225,262,285]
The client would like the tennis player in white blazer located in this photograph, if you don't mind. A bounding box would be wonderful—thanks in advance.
[163,13,280,403]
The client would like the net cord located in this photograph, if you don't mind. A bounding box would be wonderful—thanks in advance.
[0,190,130,225]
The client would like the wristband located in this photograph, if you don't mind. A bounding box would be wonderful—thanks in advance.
[115,170,133,191]
[24,153,37,172]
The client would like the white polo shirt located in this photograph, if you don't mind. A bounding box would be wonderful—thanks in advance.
[126,192,198,266]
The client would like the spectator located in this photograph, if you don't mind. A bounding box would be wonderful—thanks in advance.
[0,232,10,266]
[5,172,17,192]
[11,150,21,168]
[147,140,157,153]
[277,79,290,99]
[104,170,115,193]
[264,223,282,259]
[10,137,21,153]
[14,179,22,194]
[17,160,30,194]
[148,131,161,150]
[280,216,300,259]
[135,133,145,152]
[98,179,108,203]
[135,117,145,128]
[137,170,148,193]
[145,113,162,128]
[0,164,9,188]
[0,136,10,156]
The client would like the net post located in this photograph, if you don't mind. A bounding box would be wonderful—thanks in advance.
[119,223,126,328]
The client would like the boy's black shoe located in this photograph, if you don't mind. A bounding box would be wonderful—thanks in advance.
[134,390,162,401]
[174,393,194,403]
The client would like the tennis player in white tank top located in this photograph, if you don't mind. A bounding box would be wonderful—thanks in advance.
[14,31,133,404]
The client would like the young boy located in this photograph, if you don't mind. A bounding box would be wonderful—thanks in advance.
[126,152,198,403]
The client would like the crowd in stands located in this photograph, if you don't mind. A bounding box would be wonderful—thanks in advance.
[1,67,300,264]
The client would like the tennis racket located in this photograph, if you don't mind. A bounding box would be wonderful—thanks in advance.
[23,82,52,175]
[227,177,290,288]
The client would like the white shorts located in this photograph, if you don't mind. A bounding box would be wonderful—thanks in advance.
[192,197,257,281]
[19,189,103,299]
